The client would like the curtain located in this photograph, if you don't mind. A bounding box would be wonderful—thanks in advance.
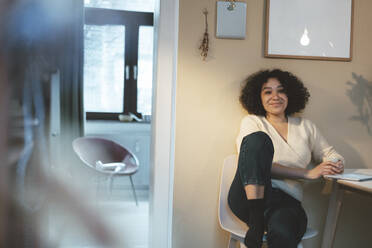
[0,0,85,246]
[58,0,85,174]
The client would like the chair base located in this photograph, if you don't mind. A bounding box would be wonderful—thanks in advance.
[109,175,138,206]
[228,230,313,248]
[229,238,304,248]
[93,174,139,206]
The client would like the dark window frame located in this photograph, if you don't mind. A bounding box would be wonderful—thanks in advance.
[84,7,153,120]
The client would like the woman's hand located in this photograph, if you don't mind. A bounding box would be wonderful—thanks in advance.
[306,161,344,180]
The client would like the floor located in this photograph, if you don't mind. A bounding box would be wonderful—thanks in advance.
[50,187,149,248]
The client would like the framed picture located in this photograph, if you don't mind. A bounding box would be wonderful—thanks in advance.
[265,0,354,61]
[216,1,247,39]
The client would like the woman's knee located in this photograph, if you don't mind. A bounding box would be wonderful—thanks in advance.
[238,132,274,169]
[240,131,273,155]
[237,132,274,185]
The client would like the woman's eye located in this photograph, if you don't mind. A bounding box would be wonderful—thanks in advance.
[278,89,285,93]
[264,91,271,95]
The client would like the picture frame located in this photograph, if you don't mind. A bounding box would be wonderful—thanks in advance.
[264,0,354,61]
[216,1,247,39]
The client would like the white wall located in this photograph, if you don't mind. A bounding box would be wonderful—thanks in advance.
[173,0,372,247]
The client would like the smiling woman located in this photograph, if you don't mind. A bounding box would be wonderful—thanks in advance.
[228,69,345,248]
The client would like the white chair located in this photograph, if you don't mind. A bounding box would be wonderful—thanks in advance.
[218,155,318,248]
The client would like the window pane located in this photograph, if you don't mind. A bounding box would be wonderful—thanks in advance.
[137,26,154,116]
[84,0,155,12]
[84,25,125,113]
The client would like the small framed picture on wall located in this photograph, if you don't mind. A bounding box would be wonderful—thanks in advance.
[216,1,247,39]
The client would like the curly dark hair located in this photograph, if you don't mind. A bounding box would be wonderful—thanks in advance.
[240,69,310,116]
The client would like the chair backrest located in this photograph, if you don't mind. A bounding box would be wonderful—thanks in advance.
[218,154,247,237]
[72,137,138,171]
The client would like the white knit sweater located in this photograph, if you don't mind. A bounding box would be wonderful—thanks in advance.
[236,115,345,201]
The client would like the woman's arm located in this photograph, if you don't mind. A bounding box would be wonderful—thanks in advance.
[307,119,345,167]
[272,161,343,180]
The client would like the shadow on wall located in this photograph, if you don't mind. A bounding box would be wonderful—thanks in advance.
[346,73,372,136]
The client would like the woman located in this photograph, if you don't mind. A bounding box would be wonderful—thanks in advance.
[228,69,345,248]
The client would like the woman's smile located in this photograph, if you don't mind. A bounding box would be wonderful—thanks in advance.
[269,102,283,105]
[269,102,284,107]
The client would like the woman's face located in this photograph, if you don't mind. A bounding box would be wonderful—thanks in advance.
[260,78,288,117]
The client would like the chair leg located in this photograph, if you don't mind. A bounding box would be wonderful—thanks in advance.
[228,235,238,248]
[109,175,114,196]
[239,242,247,248]
[95,175,100,200]
[129,175,138,206]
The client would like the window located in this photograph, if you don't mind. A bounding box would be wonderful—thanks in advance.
[84,0,155,13]
[84,1,154,120]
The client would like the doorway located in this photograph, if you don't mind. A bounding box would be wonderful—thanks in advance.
[56,0,178,247]
[81,1,155,248]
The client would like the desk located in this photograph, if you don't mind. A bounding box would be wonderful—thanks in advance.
[321,169,372,248]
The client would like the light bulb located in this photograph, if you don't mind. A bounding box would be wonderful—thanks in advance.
[300,28,310,46]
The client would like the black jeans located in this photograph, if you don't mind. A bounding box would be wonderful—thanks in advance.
[228,132,307,248]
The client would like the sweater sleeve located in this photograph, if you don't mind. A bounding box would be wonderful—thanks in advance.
[307,119,345,165]
[236,116,261,153]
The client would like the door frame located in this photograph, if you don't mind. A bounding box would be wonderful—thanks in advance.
[149,0,179,247]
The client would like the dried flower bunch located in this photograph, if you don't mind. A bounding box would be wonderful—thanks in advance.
[199,9,209,61]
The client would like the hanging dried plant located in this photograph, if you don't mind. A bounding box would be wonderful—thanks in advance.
[199,9,209,61]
